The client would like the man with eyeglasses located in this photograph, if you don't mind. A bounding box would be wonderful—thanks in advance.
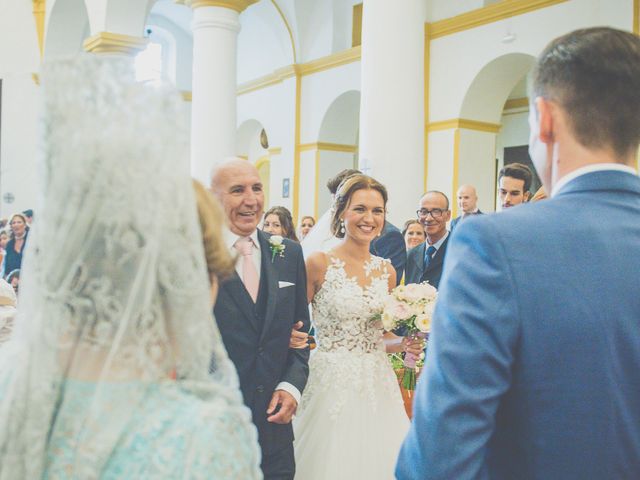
[404,191,451,289]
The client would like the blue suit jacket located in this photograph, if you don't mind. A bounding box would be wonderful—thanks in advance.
[404,235,449,289]
[450,209,482,232]
[397,170,640,479]
[370,221,406,285]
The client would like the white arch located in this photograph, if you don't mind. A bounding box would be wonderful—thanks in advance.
[459,52,535,123]
[318,89,360,144]
[44,0,90,57]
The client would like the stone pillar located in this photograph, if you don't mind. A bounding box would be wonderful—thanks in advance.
[358,0,426,224]
[186,0,257,184]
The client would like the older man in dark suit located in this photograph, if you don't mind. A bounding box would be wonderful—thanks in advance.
[404,191,450,289]
[212,158,310,480]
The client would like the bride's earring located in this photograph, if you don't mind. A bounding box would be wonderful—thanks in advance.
[340,220,345,234]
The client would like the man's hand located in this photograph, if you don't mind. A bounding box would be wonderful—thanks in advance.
[266,389,298,424]
[289,321,309,349]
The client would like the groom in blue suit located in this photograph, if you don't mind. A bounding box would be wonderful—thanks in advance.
[397,27,640,479]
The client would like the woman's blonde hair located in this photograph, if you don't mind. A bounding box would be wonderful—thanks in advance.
[192,180,236,279]
[330,174,388,239]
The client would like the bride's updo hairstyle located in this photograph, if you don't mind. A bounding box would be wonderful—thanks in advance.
[330,174,388,239]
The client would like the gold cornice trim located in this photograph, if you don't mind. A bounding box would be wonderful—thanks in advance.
[32,73,40,85]
[428,118,501,134]
[423,24,431,191]
[237,47,360,96]
[181,91,192,101]
[429,0,569,39]
[83,32,148,55]
[503,97,529,110]
[268,147,282,155]
[352,3,363,47]
[187,0,258,12]
[292,73,302,222]
[297,46,361,76]
[237,65,298,95]
[270,0,296,62]
[452,128,460,218]
[299,142,357,153]
[32,0,46,57]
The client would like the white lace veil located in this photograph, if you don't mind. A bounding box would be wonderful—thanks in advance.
[301,208,340,258]
[0,55,259,478]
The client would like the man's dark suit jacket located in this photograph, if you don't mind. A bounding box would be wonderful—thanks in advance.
[404,234,449,289]
[214,230,310,457]
[369,221,406,285]
[450,210,483,232]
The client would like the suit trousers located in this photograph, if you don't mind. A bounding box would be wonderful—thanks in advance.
[261,442,295,480]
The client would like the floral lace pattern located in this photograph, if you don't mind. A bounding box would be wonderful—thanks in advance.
[299,255,403,419]
[0,55,261,479]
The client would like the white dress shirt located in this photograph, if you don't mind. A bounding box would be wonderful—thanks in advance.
[223,227,301,404]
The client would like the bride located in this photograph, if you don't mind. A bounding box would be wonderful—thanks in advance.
[0,55,261,479]
[294,174,422,479]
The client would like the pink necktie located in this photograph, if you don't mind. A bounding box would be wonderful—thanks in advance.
[235,237,259,302]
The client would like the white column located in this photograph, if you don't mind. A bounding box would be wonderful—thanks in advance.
[189,6,241,183]
[359,0,425,224]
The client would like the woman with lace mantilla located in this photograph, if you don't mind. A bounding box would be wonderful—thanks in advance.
[293,174,423,480]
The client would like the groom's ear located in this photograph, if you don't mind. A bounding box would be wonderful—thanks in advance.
[535,97,555,145]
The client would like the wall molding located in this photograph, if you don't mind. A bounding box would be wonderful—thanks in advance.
[237,65,298,95]
[297,46,361,77]
[270,0,297,62]
[429,0,569,39]
[299,142,358,153]
[185,0,258,12]
[181,91,192,101]
[32,0,45,57]
[268,147,282,155]
[83,32,148,55]
[428,119,501,134]
[503,97,529,110]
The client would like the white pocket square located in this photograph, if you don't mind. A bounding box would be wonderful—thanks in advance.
[278,281,295,288]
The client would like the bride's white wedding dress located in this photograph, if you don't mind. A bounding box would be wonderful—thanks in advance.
[294,254,409,479]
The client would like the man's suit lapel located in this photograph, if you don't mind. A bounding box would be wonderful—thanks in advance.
[224,272,260,332]
[413,243,426,281]
[257,231,279,342]
[423,235,449,276]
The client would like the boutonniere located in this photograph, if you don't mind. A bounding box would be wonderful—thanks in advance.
[268,235,286,262]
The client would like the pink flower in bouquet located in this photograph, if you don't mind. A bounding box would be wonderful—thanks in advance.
[388,299,413,321]
[402,283,429,303]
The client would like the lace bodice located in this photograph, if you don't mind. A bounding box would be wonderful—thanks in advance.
[312,255,390,354]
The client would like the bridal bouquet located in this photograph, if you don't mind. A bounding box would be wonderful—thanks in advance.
[379,282,437,390]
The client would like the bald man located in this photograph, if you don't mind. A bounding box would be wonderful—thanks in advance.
[211,159,310,480]
[450,184,482,231]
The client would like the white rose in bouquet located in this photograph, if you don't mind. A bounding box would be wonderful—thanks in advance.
[415,313,431,333]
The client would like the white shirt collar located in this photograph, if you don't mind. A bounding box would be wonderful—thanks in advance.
[224,227,261,252]
[427,230,449,251]
[552,163,637,197]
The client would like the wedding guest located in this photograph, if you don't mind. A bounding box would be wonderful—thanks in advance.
[0,230,8,266]
[498,163,532,209]
[402,219,425,251]
[450,184,482,231]
[299,215,315,240]
[405,191,451,289]
[262,205,299,242]
[1,214,29,278]
[0,278,17,345]
[212,158,310,480]
[6,270,19,295]
[0,54,261,479]
[398,27,640,479]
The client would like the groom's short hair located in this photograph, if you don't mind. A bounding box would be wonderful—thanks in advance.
[531,27,640,158]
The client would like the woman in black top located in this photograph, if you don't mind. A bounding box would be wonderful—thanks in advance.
[2,214,29,278]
